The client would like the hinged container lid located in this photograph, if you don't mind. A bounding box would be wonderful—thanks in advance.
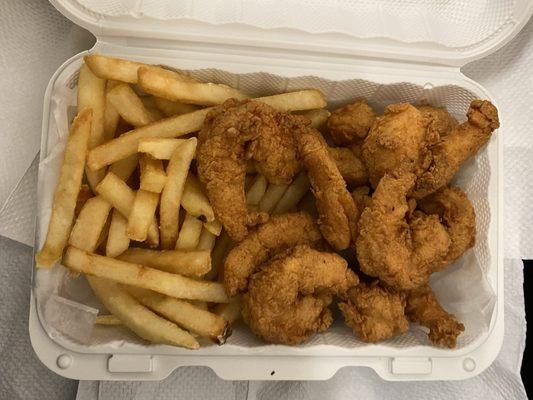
[51,0,533,67]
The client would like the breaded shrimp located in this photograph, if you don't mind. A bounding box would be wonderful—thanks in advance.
[328,146,369,187]
[339,281,409,343]
[356,173,450,290]
[223,212,323,296]
[406,285,464,348]
[412,100,499,198]
[362,103,436,188]
[327,100,376,146]
[197,100,305,241]
[296,126,359,250]
[242,245,359,344]
[418,186,476,270]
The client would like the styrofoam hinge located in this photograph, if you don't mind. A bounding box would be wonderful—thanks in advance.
[391,357,432,375]
[108,355,153,373]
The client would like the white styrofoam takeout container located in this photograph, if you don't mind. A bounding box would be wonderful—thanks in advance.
[30,0,533,382]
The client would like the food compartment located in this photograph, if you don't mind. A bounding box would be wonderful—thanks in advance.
[34,53,499,358]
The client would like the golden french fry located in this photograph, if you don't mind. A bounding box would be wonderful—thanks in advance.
[246,175,268,211]
[258,183,289,213]
[35,108,92,268]
[203,219,222,236]
[138,138,186,160]
[117,248,210,277]
[160,138,197,249]
[68,196,112,252]
[182,173,214,222]
[64,247,229,303]
[107,83,157,127]
[87,276,199,349]
[190,301,208,310]
[126,190,159,242]
[106,209,130,257]
[257,90,327,112]
[197,228,216,251]
[87,108,210,170]
[108,153,139,182]
[299,109,331,130]
[153,97,199,117]
[78,64,107,189]
[84,55,146,84]
[148,66,200,83]
[75,184,92,217]
[104,80,121,140]
[214,296,242,324]
[126,287,230,344]
[272,172,310,214]
[139,154,166,193]
[95,172,159,247]
[205,232,232,281]
[138,66,248,106]
[95,314,122,326]
[140,96,165,121]
[176,213,203,250]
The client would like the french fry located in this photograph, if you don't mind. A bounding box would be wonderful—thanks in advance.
[107,83,157,127]
[108,153,139,182]
[64,247,229,303]
[104,80,121,140]
[272,172,310,214]
[140,96,165,121]
[197,228,216,251]
[298,191,318,217]
[138,65,248,106]
[117,248,210,277]
[205,232,232,281]
[87,108,210,170]
[138,138,186,160]
[146,66,200,83]
[176,213,203,250]
[139,154,166,193]
[87,276,199,349]
[95,172,159,247]
[246,175,268,211]
[75,184,92,217]
[106,209,130,257]
[68,196,112,252]
[78,64,106,189]
[214,296,242,324]
[126,190,159,242]
[153,97,199,117]
[95,314,122,326]
[35,108,91,268]
[203,219,222,236]
[84,55,146,84]
[257,90,326,112]
[160,138,197,249]
[299,108,331,130]
[126,287,230,344]
[190,301,208,310]
[258,183,289,213]
[181,173,214,222]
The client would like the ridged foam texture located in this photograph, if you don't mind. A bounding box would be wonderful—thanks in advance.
[35,58,495,354]
[72,0,515,48]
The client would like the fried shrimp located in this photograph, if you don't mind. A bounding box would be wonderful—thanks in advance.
[223,212,323,296]
[197,100,305,241]
[406,285,464,348]
[296,126,359,250]
[339,281,409,343]
[416,105,458,138]
[418,186,476,270]
[362,103,436,188]
[412,100,499,198]
[242,245,359,344]
[327,100,376,146]
[328,146,369,187]
[356,173,451,290]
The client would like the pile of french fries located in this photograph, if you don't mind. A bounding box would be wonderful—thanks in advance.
[35,54,327,349]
